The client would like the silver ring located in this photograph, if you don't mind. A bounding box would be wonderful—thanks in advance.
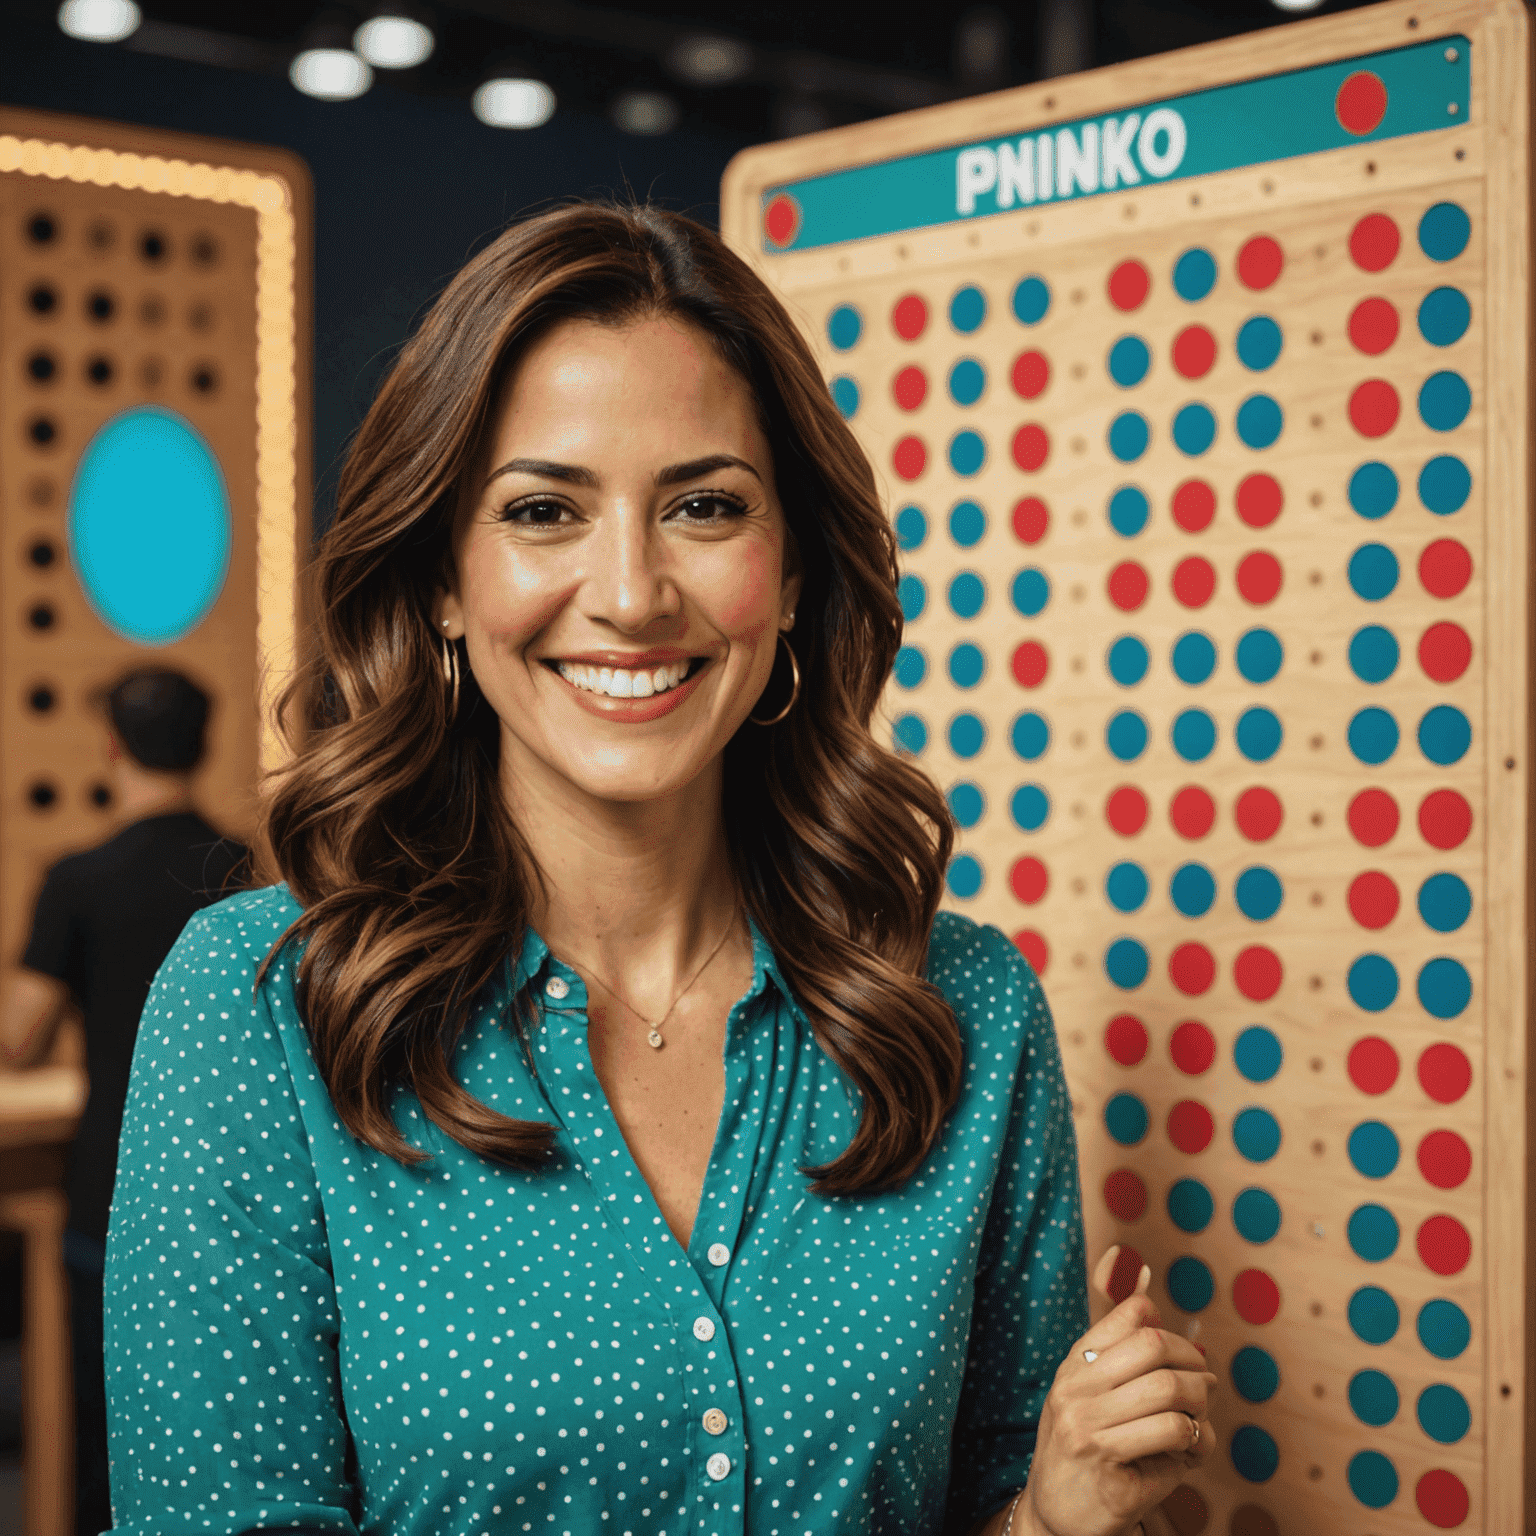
[1082,1348,1098,1363]
[1186,1414,1200,1450]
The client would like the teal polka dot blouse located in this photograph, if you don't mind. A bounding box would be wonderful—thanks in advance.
[105,886,1087,1535]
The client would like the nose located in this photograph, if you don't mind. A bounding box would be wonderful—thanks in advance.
[579,499,680,633]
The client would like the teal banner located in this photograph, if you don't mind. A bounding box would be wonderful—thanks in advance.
[761,37,1470,252]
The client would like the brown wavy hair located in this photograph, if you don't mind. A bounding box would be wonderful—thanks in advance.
[261,202,960,1194]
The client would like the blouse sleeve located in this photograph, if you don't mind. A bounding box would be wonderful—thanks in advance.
[105,903,360,1535]
[942,930,1089,1535]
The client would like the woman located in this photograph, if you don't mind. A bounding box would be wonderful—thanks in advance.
[105,203,1212,1536]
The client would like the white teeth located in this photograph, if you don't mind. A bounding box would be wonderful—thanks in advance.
[555,661,690,698]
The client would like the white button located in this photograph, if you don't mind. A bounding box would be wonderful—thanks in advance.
[693,1317,716,1342]
[544,976,569,1000]
[702,1407,728,1435]
[706,1452,731,1480]
[707,1243,730,1267]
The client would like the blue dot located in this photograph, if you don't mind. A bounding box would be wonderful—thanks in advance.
[1232,1188,1281,1244]
[1348,953,1400,1011]
[949,285,987,333]
[950,712,987,759]
[1234,628,1283,683]
[1109,411,1150,462]
[1235,866,1283,921]
[1234,1026,1282,1083]
[1349,625,1400,683]
[1236,707,1283,762]
[1012,276,1050,325]
[1348,1370,1400,1428]
[1171,402,1216,456]
[1108,485,1150,537]
[1236,394,1284,449]
[831,376,860,418]
[1349,1286,1400,1346]
[1420,371,1471,432]
[1166,1256,1213,1313]
[1348,1203,1400,1262]
[827,305,862,350]
[895,504,927,550]
[1419,454,1471,514]
[1349,707,1400,765]
[947,571,985,618]
[1108,635,1150,686]
[948,429,987,476]
[1231,1346,1280,1403]
[898,573,927,621]
[893,714,927,754]
[1011,568,1049,617]
[1173,247,1216,301]
[1347,1450,1399,1510]
[1418,1299,1471,1359]
[1011,712,1050,760]
[1418,873,1471,933]
[1010,782,1048,829]
[1419,201,1471,262]
[1172,709,1216,762]
[1167,1178,1213,1233]
[1171,631,1217,685]
[1233,1107,1281,1163]
[1349,1120,1401,1179]
[893,645,927,689]
[1170,863,1216,918]
[1236,316,1283,371]
[1418,957,1472,1020]
[1349,543,1400,600]
[1419,704,1471,765]
[1108,335,1151,387]
[1104,1091,1149,1145]
[946,853,983,898]
[1105,711,1148,762]
[1105,938,1149,990]
[1419,287,1470,347]
[948,358,986,406]
[947,500,986,546]
[1106,862,1149,913]
[1417,1384,1471,1444]
[1350,461,1400,520]
[947,642,985,688]
[1230,1425,1279,1483]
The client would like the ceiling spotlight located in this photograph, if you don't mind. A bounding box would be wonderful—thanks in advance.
[354,14,435,69]
[472,78,557,129]
[612,90,679,136]
[667,35,752,86]
[290,48,374,101]
[57,0,141,42]
[1269,0,1325,9]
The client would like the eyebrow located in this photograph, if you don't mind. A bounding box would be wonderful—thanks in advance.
[483,452,762,492]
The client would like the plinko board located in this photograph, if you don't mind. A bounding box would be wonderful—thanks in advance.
[722,0,1531,1529]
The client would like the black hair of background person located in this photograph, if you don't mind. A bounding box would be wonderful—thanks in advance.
[0,10,746,535]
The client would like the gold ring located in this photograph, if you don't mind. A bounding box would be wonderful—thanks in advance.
[1186,1414,1200,1450]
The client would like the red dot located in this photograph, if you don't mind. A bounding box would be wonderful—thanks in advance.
[1419,789,1472,850]
[1237,236,1283,291]
[1012,424,1050,472]
[1349,788,1401,847]
[1011,641,1049,688]
[1235,787,1283,842]
[764,194,799,247]
[1419,1042,1472,1104]
[892,293,928,340]
[1012,350,1050,399]
[1169,943,1215,996]
[1169,1021,1215,1076]
[1234,946,1282,1001]
[1105,1013,1148,1065]
[1348,296,1400,355]
[1350,212,1401,272]
[1106,786,1148,836]
[1106,1243,1143,1303]
[1104,1169,1148,1221]
[1232,1268,1281,1325]
[1012,497,1050,544]
[1419,538,1472,598]
[1012,929,1049,975]
[1416,1469,1470,1530]
[1349,1036,1400,1094]
[1417,1129,1472,1189]
[892,366,928,411]
[1336,70,1389,135]
[1172,557,1216,608]
[1172,479,1215,531]
[1010,856,1048,904]
[1347,871,1400,929]
[1108,562,1149,612]
[1108,260,1150,311]
[1167,1099,1214,1153]
[1235,473,1283,528]
[1417,1214,1471,1276]
[1171,325,1216,379]
[1170,786,1216,839]
[1236,551,1283,605]
[1349,379,1401,437]
[1419,621,1472,682]
[892,436,926,480]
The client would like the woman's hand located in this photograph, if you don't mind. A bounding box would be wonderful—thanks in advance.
[1015,1247,1217,1536]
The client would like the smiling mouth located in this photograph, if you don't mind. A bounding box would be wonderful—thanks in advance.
[549,657,707,699]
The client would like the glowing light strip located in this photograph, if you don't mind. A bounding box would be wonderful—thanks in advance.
[0,134,301,774]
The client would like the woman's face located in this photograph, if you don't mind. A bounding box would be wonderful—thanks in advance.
[441,314,801,809]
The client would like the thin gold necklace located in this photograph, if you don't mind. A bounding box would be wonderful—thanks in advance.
[571,910,740,1049]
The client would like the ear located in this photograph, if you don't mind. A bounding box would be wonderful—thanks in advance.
[436,588,466,641]
[779,532,804,631]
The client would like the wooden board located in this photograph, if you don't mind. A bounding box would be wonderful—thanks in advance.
[721,1,1531,1529]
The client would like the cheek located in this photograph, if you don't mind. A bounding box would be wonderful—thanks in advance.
[705,540,784,638]
[460,538,570,638]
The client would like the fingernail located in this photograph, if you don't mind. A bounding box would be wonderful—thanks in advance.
[1136,1263,1152,1295]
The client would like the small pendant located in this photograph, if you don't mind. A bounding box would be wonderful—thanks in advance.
[647,1029,664,1049]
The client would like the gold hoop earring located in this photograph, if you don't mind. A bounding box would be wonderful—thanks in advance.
[440,634,460,722]
[749,632,800,726]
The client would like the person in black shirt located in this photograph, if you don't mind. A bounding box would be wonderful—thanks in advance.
[0,668,247,1536]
